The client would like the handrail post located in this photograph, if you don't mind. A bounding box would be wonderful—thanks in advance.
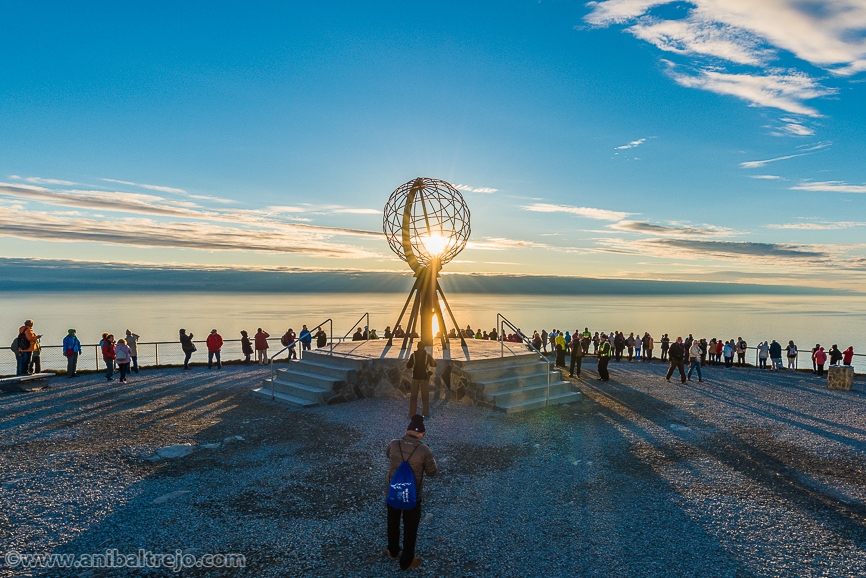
[366,313,370,341]
[329,319,334,355]
[155,342,159,367]
[270,357,275,400]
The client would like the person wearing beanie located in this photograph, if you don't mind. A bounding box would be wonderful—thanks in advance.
[385,415,438,571]
[62,329,82,378]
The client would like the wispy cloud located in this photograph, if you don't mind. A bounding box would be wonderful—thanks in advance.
[790,181,866,193]
[594,237,866,270]
[585,1,866,126]
[522,203,631,221]
[0,182,380,238]
[9,175,77,186]
[102,178,187,194]
[454,184,498,194]
[331,208,380,214]
[615,138,646,150]
[466,237,552,251]
[767,221,866,230]
[739,153,806,169]
[608,220,735,237]
[669,68,834,117]
[750,174,782,180]
[0,206,381,259]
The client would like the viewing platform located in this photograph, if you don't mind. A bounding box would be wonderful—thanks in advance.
[252,339,582,413]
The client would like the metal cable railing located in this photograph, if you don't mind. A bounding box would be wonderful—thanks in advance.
[497,313,552,406]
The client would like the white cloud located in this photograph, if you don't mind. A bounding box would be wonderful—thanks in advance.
[669,69,835,117]
[740,152,808,168]
[0,206,381,259]
[750,174,782,179]
[615,138,646,150]
[522,203,631,221]
[585,1,866,125]
[790,181,866,193]
[466,237,552,251]
[332,208,381,214]
[586,1,866,74]
[0,182,380,238]
[102,178,186,194]
[767,221,866,230]
[608,220,735,236]
[454,184,498,194]
[9,175,77,186]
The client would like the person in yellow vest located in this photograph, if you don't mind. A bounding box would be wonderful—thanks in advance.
[597,334,611,381]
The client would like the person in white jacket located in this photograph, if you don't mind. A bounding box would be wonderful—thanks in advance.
[687,341,703,382]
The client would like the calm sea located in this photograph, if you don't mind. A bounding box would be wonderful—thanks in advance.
[1,292,863,374]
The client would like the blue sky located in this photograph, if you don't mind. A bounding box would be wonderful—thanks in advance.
[2,1,866,290]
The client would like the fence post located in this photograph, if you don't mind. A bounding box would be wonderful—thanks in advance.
[155,343,159,367]
[95,345,99,371]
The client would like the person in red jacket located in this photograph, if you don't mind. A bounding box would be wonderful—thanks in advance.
[813,346,827,377]
[843,346,854,366]
[102,334,116,381]
[206,329,224,369]
[254,328,270,365]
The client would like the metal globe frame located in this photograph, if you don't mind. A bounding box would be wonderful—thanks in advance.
[383,177,471,350]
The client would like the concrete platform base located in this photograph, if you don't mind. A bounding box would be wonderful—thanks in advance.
[252,340,581,413]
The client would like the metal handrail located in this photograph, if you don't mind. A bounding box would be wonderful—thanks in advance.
[340,312,370,342]
[268,318,333,401]
[497,313,552,407]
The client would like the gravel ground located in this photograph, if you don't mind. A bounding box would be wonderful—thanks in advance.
[1,360,866,577]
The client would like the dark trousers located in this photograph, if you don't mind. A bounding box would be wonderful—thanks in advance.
[387,501,422,570]
[208,350,222,369]
[816,364,825,377]
[666,359,686,383]
[17,352,32,376]
[288,347,297,360]
[661,348,668,361]
[614,347,623,361]
[183,351,192,369]
[29,355,41,374]
[131,356,139,373]
[569,355,581,377]
[104,358,114,380]
[597,357,610,381]
[66,353,78,377]
[119,363,129,381]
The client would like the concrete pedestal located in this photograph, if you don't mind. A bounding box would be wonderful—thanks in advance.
[827,365,854,391]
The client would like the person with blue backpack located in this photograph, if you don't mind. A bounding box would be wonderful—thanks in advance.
[385,415,438,571]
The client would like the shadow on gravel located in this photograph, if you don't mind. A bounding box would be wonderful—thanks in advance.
[583,379,866,558]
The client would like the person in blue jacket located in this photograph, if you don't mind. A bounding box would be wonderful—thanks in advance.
[298,325,312,353]
[62,329,82,378]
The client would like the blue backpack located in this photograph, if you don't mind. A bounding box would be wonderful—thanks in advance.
[387,443,419,510]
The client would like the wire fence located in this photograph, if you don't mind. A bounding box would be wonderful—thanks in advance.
[3,337,862,378]
[1,338,347,377]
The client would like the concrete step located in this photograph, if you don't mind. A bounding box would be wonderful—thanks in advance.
[474,371,556,394]
[463,360,552,382]
[250,387,318,408]
[280,359,352,380]
[489,381,575,406]
[494,390,583,413]
[262,378,329,403]
[303,351,366,369]
[276,368,343,390]
[457,351,540,369]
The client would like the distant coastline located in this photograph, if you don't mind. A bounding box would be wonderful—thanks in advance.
[0,258,851,296]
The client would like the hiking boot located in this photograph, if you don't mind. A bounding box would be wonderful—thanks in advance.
[406,558,422,570]
[665,378,671,382]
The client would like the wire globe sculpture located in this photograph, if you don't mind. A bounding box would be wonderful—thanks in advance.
[383,177,471,271]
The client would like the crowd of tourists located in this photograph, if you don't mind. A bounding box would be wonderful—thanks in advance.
[8,319,333,380]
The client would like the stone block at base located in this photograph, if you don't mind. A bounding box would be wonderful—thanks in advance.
[827,365,854,390]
